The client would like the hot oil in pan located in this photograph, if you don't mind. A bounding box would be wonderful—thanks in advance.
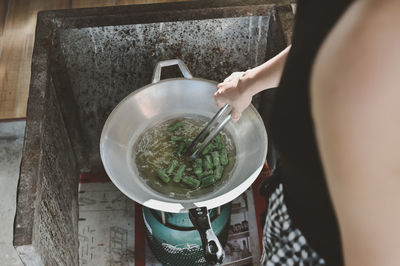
[134,115,236,199]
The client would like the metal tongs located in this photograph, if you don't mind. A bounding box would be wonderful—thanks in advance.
[185,104,231,158]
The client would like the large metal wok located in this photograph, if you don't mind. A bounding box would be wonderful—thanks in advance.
[100,59,268,264]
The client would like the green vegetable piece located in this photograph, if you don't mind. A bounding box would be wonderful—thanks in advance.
[214,134,224,150]
[204,155,213,170]
[202,143,214,156]
[211,151,220,167]
[214,165,224,180]
[182,176,201,189]
[166,159,178,174]
[171,135,184,142]
[168,121,183,132]
[197,169,213,178]
[220,148,229,166]
[173,164,186,183]
[202,175,216,187]
[156,169,170,183]
[177,142,186,155]
[193,158,203,175]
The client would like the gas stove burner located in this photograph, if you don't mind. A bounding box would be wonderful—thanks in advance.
[143,204,231,266]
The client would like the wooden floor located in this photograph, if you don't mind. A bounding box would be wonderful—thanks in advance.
[0,0,187,120]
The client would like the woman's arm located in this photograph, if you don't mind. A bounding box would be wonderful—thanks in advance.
[214,46,291,121]
[311,1,400,265]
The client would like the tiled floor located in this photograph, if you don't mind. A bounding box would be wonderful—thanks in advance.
[0,121,25,266]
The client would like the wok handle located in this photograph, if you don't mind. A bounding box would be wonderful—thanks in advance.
[189,207,225,265]
[152,59,193,83]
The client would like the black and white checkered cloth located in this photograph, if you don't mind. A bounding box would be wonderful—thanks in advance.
[260,184,326,266]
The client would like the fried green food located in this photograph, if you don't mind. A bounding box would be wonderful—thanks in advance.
[197,169,213,178]
[166,159,178,174]
[204,155,213,170]
[220,148,229,166]
[177,141,186,155]
[202,143,214,156]
[182,176,201,189]
[139,118,235,194]
[202,175,216,187]
[173,164,186,183]
[156,169,170,183]
[167,121,183,132]
[214,165,224,181]
[193,158,203,175]
[214,134,224,150]
[211,151,220,167]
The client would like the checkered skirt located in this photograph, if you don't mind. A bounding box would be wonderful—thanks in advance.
[260,184,326,266]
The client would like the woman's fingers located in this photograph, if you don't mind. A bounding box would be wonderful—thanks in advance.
[218,73,243,88]
[214,93,241,122]
[223,74,235,83]
[213,92,226,109]
[215,83,231,94]
[223,76,233,83]
[217,80,231,89]
[221,72,245,84]
[215,71,247,123]
[216,101,225,109]
[224,72,245,82]
[230,109,241,123]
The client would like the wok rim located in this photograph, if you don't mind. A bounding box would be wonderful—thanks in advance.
[100,77,267,212]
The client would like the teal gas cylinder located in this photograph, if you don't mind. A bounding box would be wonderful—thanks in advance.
[143,203,231,265]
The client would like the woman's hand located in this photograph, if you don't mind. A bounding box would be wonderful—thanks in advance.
[214,71,253,122]
[214,46,291,122]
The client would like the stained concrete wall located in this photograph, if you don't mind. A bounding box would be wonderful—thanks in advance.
[57,15,271,172]
[14,75,79,265]
[14,15,79,265]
